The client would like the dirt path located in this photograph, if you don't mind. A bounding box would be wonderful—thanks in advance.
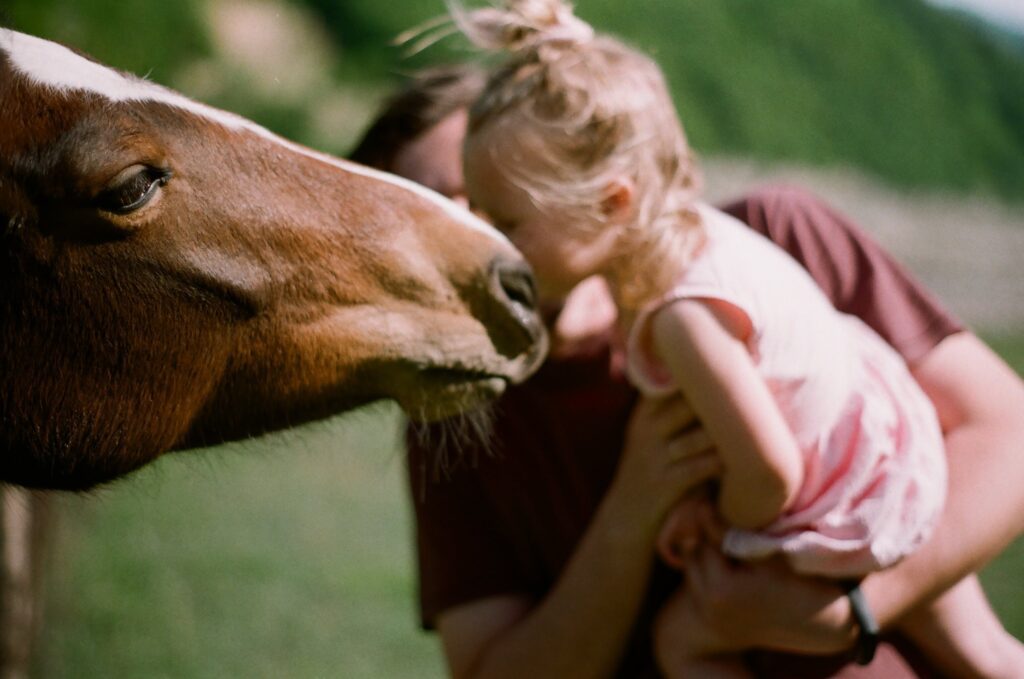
[704,158,1024,336]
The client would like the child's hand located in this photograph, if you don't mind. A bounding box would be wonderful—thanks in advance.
[607,394,721,542]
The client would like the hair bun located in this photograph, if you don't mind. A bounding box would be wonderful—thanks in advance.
[452,0,594,55]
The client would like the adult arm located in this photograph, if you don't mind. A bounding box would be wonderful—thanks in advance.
[864,331,1024,624]
[436,395,721,679]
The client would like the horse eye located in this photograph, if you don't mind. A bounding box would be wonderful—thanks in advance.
[96,166,171,215]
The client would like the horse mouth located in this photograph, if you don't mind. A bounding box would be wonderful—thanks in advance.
[404,366,510,421]
[420,366,509,397]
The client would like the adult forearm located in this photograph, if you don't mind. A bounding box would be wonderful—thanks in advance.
[443,395,719,679]
[864,416,1024,627]
[863,333,1024,627]
[463,497,657,679]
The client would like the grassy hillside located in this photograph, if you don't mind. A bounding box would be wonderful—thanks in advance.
[6,0,1024,202]
[299,0,1024,201]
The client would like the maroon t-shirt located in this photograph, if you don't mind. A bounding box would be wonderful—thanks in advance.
[406,186,963,678]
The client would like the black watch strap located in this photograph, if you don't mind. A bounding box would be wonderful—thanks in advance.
[843,580,880,666]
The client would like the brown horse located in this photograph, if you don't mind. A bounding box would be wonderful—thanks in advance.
[0,29,547,491]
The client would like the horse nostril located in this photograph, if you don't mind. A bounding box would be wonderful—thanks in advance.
[492,258,538,311]
[486,256,548,373]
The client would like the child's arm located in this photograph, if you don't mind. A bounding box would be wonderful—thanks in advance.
[650,297,803,529]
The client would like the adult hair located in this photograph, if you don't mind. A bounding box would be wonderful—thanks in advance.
[454,0,704,309]
[350,64,488,171]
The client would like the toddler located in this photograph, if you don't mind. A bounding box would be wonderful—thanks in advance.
[450,1,1024,677]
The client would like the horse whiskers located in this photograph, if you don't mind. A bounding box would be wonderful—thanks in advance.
[408,398,498,482]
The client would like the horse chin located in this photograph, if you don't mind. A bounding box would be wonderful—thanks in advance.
[398,371,509,422]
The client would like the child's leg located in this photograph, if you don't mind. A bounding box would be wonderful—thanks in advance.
[898,574,1024,679]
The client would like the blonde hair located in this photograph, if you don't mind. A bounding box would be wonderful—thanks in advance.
[454,0,704,310]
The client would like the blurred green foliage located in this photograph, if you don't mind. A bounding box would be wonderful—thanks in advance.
[299,0,1024,200]
[5,0,211,82]
[578,0,1024,200]
[7,0,1023,200]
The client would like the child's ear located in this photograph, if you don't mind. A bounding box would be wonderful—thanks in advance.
[600,177,635,222]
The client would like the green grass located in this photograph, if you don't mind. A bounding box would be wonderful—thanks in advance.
[36,404,446,679]
[6,1,1022,672]
[33,336,1024,677]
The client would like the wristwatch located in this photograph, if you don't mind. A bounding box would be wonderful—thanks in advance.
[844,580,880,666]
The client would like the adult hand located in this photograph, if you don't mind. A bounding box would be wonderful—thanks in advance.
[661,546,858,655]
[605,394,721,543]
[436,395,720,679]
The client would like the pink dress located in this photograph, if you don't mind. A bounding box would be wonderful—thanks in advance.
[626,204,947,577]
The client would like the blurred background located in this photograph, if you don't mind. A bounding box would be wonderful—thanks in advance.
[4,0,1023,676]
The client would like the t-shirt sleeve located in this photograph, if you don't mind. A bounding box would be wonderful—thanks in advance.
[406,430,532,629]
[720,185,964,364]
[626,292,757,398]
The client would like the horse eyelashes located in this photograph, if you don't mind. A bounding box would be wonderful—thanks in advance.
[96,168,170,215]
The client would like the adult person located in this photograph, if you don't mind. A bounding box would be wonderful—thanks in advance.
[351,66,1024,678]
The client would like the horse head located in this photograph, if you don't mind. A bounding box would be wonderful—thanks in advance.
[0,29,546,489]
